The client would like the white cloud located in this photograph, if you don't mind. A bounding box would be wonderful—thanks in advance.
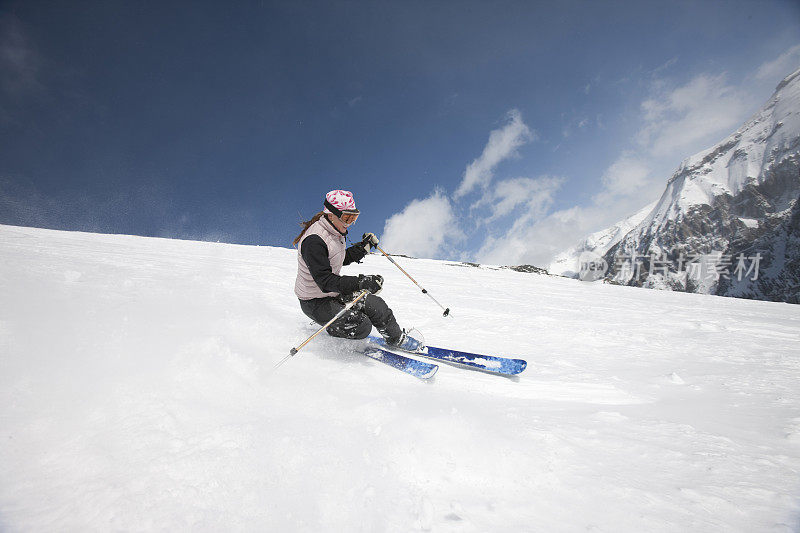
[475,190,656,268]
[755,43,800,84]
[445,105,656,267]
[594,153,652,205]
[379,110,536,261]
[473,177,566,266]
[474,175,563,224]
[476,205,586,267]
[454,109,534,199]
[380,189,463,259]
[638,73,749,157]
[653,57,678,75]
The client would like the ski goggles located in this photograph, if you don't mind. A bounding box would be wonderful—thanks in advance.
[339,210,360,225]
[324,199,360,225]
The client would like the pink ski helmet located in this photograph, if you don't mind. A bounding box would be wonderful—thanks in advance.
[323,189,359,224]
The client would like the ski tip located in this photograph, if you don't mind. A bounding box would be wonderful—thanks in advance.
[504,359,527,375]
[421,367,438,379]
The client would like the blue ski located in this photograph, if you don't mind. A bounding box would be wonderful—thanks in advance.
[361,347,438,379]
[369,336,527,375]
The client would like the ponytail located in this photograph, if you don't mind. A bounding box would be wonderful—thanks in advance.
[292,211,326,246]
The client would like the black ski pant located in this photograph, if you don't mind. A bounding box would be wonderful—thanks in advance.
[298,294,402,341]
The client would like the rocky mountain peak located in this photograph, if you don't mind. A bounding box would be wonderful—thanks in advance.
[555,68,800,303]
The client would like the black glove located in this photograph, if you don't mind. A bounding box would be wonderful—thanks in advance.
[361,232,379,252]
[358,274,384,295]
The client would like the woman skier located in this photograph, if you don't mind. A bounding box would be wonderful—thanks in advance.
[293,189,420,350]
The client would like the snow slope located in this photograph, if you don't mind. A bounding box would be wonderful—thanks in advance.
[2,223,800,532]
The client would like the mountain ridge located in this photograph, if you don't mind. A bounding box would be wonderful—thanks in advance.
[552,68,800,303]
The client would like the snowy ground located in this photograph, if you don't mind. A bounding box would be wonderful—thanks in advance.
[1,224,799,532]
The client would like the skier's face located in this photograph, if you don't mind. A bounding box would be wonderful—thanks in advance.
[328,213,348,233]
[328,207,358,233]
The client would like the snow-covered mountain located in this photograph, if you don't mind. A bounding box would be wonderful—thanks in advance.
[556,68,800,303]
[549,201,656,278]
[2,223,800,531]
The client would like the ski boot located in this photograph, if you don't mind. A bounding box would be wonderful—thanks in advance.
[387,329,424,353]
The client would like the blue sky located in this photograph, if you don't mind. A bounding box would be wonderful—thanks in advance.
[1,1,799,266]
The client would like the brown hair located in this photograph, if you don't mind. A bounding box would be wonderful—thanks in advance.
[292,211,326,246]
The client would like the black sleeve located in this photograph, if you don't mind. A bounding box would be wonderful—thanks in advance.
[344,243,367,265]
[301,235,360,294]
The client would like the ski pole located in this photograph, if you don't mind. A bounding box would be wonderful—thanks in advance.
[373,244,451,317]
[275,289,371,370]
